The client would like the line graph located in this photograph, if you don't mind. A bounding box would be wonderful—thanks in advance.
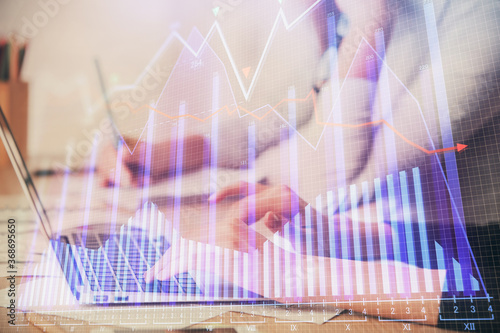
[103,1,470,158]
[117,89,467,156]
[109,0,324,101]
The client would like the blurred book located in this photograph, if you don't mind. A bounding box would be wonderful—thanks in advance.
[0,36,27,82]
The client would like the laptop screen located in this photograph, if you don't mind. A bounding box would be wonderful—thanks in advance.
[0,105,52,239]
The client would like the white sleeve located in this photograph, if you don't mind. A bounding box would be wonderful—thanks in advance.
[342,0,500,218]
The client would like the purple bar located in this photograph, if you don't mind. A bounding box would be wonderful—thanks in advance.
[327,190,338,295]
[424,2,470,293]
[274,232,281,298]
[247,123,256,294]
[288,86,300,218]
[349,185,363,295]
[141,110,155,205]
[338,188,352,297]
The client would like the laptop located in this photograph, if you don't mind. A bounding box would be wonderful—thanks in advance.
[0,104,261,305]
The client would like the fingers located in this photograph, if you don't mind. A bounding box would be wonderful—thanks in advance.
[98,141,134,187]
[145,244,185,282]
[254,212,295,252]
[144,235,182,282]
[208,181,248,202]
[144,247,173,282]
[262,211,284,230]
[218,184,309,224]
[209,181,268,203]
[252,212,279,241]
[158,256,180,281]
[241,185,309,222]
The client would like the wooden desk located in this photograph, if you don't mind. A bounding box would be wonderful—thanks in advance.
[0,167,454,332]
[0,269,453,332]
[0,296,453,333]
[0,306,451,332]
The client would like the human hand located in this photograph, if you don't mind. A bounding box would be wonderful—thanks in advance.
[209,181,312,223]
[143,212,335,303]
[97,135,206,187]
[144,215,271,282]
[209,181,331,256]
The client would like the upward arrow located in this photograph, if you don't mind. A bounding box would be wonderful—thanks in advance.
[457,143,467,152]
[242,67,251,78]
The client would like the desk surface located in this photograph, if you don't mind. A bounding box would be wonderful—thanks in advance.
[0,306,451,333]
[0,163,455,332]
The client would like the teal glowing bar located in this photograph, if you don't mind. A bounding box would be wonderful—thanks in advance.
[215,245,222,300]
[196,242,203,301]
[305,204,315,297]
[264,241,270,298]
[316,195,326,296]
[87,250,96,304]
[70,245,80,305]
[294,214,303,298]
[243,251,249,299]
[424,0,470,293]
[60,243,71,305]
[288,86,300,218]
[350,185,363,295]
[362,181,377,295]
[274,232,282,298]
[137,204,150,294]
[116,225,126,296]
[178,238,186,302]
[224,248,230,299]
[122,221,133,295]
[453,259,464,292]
[94,248,103,295]
[41,245,52,306]
[233,250,239,299]
[399,171,419,293]
[204,243,212,301]
[187,240,196,301]
[374,178,390,294]
[28,265,38,307]
[101,241,111,299]
[284,223,292,298]
[387,174,405,294]
[413,167,433,292]
[45,241,59,306]
[339,188,352,297]
[153,217,163,301]
[435,242,448,292]
[327,190,338,295]
[470,275,479,291]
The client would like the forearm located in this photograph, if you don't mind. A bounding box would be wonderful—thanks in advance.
[149,135,206,177]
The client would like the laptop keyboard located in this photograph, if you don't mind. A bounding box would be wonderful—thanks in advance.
[53,232,202,296]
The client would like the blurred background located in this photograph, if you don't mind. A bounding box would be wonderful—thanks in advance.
[0,0,210,161]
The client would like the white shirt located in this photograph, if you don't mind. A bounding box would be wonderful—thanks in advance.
[254,0,500,226]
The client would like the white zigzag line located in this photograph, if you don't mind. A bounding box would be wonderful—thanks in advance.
[111,0,324,101]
